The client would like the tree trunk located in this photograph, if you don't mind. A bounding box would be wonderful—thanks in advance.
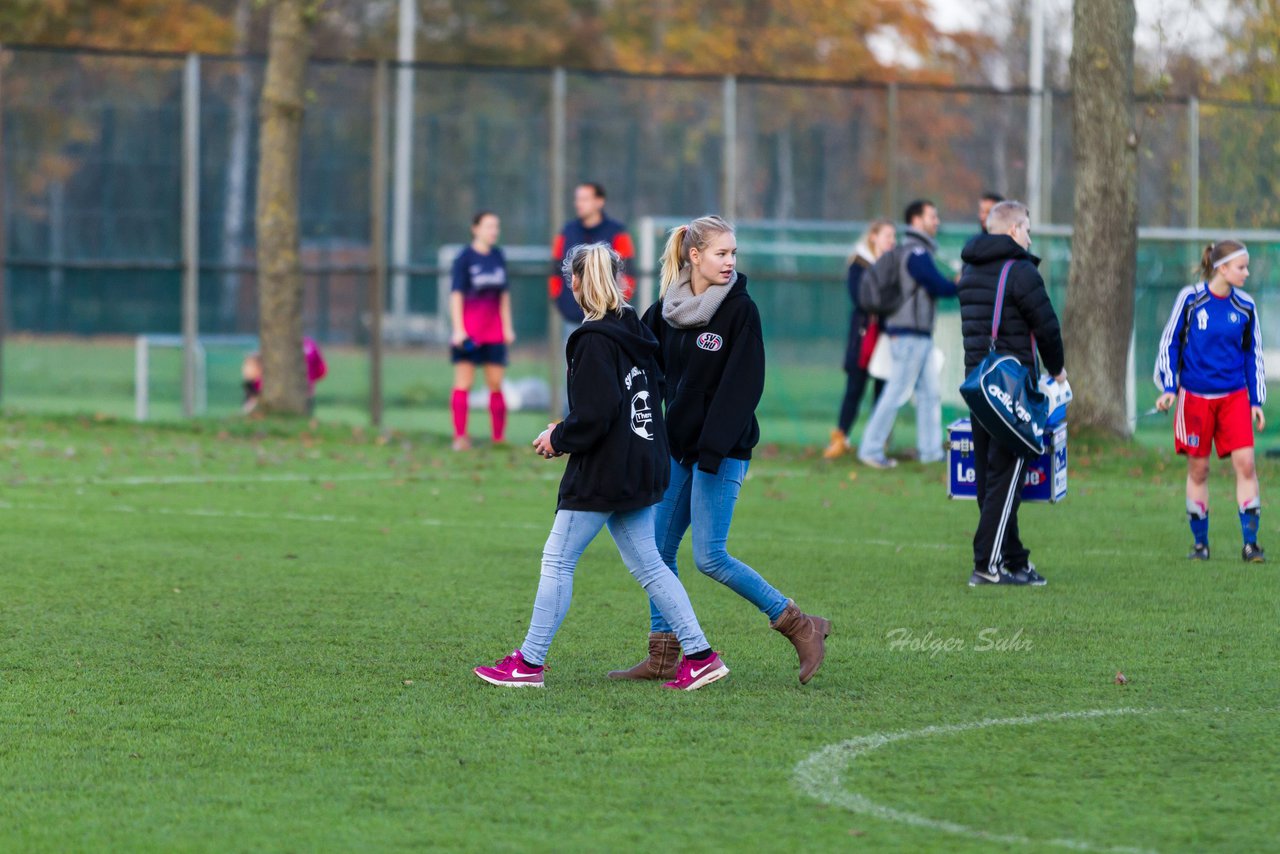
[255,0,312,415]
[1064,0,1138,434]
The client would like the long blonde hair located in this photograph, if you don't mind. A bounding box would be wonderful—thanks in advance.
[562,243,626,321]
[847,218,893,265]
[659,215,735,297]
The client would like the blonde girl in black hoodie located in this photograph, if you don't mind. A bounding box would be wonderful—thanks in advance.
[606,216,832,685]
[474,243,728,691]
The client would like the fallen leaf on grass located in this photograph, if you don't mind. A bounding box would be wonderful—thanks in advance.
[1114,671,1128,685]
[402,680,414,686]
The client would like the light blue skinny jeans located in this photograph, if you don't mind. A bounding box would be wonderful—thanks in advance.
[520,505,710,666]
[648,457,789,633]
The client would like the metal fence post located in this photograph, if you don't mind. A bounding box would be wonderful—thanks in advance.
[722,75,737,220]
[547,67,567,421]
[390,0,416,346]
[1187,95,1200,230]
[182,52,201,418]
[886,82,899,219]
[1040,89,1054,225]
[370,60,389,428]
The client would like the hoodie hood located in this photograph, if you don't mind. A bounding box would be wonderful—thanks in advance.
[961,233,1041,268]
[567,305,658,365]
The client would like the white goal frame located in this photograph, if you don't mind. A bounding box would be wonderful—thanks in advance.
[134,334,259,421]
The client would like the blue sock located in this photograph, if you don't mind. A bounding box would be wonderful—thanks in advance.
[1187,498,1209,546]
[1239,497,1261,545]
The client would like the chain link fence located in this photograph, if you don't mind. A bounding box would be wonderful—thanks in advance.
[3,45,1279,439]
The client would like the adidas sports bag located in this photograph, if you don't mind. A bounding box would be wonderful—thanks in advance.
[959,260,1049,458]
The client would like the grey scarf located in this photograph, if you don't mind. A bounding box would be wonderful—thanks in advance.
[661,266,737,329]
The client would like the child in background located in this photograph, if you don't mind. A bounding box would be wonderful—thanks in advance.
[450,211,515,450]
[241,337,327,415]
[474,243,728,691]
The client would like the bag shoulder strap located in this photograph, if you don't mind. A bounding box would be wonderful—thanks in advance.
[990,260,1016,342]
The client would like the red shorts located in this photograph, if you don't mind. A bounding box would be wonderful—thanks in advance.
[1175,389,1253,458]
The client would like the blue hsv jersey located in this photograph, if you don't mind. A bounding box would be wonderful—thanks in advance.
[1155,282,1266,405]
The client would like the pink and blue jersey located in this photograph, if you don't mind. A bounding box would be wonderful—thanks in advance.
[1155,282,1265,405]
[452,246,508,345]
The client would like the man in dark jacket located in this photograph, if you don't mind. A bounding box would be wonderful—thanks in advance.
[958,200,1066,587]
[548,183,636,328]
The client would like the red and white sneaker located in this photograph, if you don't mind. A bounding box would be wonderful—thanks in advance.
[474,649,545,688]
[663,652,729,691]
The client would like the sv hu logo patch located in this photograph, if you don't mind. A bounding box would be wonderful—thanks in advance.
[696,333,723,352]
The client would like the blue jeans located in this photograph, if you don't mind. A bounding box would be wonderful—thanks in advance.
[520,506,709,666]
[857,334,943,464]
[649,457,790,632]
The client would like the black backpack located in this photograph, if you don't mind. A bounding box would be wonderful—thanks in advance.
[857,246,905,315]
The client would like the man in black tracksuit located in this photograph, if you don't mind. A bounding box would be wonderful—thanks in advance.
[958,201,1066,587]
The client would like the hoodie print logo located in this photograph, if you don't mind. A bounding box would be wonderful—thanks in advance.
[630,389,655,440]
[697,333,723,352]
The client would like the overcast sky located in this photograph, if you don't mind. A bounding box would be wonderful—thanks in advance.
[925,0,1233,68]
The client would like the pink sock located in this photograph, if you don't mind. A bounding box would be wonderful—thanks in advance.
[451,389,468,439]
[490,391,507,443]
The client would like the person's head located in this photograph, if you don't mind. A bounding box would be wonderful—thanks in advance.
[573,182,607,223]
[1201,240,1249,288]
[985,200,1031,249]
[562,242,626,320]
[659,215,737,295]
[471,210,499,247]
[904,199,939,236]
[978,192,1004,231]
[849,219,896,264]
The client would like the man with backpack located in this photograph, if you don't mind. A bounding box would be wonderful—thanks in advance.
[856,199,958,469]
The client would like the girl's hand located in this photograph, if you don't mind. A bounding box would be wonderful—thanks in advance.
[451,329,468,348]
[1253,406,1266,432]
[1155,392,1177,412]
[504,327,517,345]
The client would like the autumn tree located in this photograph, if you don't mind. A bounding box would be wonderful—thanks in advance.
[1063,0,1138,434]
[255,0,316,415]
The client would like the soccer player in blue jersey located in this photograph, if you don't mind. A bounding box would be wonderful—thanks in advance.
[1155,240,1267,563]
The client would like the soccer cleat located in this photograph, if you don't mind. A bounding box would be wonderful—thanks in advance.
[968,568,1031,587]
[1188,543,1210,561]
[662,652,729,691]
[474,649,544,688]
[1242,542,1266,563]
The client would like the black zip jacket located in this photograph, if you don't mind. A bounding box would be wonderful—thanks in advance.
[958,234,1065,376]
[550,308,670,512]
[641,273,764,474]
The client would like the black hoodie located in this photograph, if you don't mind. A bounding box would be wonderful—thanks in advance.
[641,273,764,474]
[549,308,670,512]
[958,234,1065,376]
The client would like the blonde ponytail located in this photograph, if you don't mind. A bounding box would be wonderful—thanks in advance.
[659,225,689,298]
[659,216,735,298]
[563,243,625,321]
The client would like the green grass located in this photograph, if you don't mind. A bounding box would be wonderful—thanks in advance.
[1,413,1277,852]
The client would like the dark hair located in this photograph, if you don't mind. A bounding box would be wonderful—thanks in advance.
[576,182,607,200]
[980,191,1005,204]
[471,210,497,227]
[1199,240,1247,281]
[903,199,934,225]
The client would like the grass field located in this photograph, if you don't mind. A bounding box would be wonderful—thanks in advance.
[1,412,1277,852]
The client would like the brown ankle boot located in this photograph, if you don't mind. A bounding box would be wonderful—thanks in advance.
[607,632,681,680]
[771,600,831,684]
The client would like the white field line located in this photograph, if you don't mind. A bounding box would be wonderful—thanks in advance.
[2,470,560,487]
[794,708,1166,854]
[0,498,1128,556]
